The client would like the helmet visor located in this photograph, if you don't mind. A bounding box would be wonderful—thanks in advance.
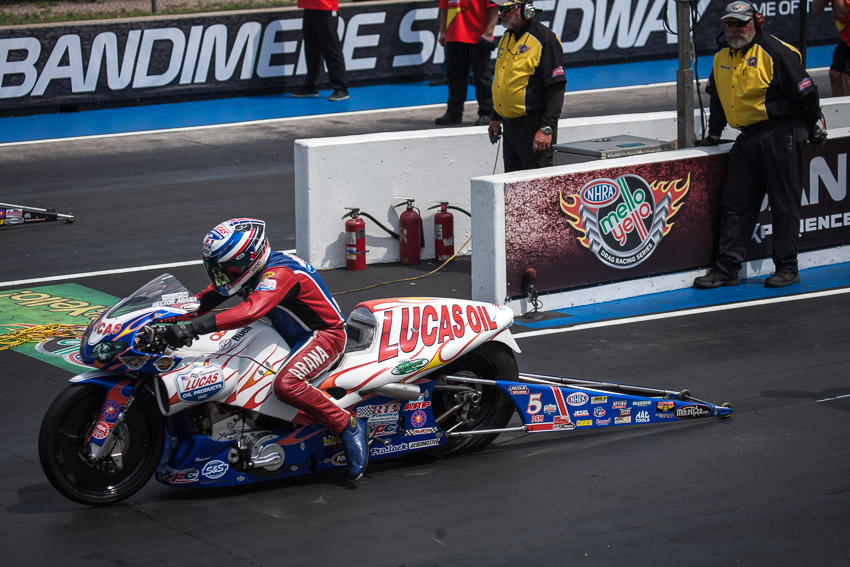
[204,257,249,289]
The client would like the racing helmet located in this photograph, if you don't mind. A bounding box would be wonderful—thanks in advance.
[493,0,535,19]
[202,218,271,297]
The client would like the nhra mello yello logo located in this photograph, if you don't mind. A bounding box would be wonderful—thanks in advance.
[560,173,690,269]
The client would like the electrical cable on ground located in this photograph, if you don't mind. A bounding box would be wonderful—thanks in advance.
[0,324,87,350]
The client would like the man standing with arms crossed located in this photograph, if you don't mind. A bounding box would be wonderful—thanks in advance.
[693,1,826,290]
[487,0,565,172]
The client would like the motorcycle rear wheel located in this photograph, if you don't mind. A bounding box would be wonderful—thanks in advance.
[432,342,517,455]
[38,384,164,506]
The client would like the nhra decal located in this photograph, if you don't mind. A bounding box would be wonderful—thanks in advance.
[377,303,499,362]
[560,173,690,269]
[175,364,224,402]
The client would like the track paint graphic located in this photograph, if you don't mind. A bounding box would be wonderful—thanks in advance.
[0,284,118,372]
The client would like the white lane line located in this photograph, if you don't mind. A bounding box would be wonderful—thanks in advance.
[512,287,850,340]
[1,260,203,288]
[816,394,850,403]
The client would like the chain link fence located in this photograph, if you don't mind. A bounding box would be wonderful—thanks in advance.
[0,0,299,26]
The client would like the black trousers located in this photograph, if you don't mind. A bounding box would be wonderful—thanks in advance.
[302,9,347,90]
[714,119,808,277]
[444,41,493,119]
[502,113,557,172]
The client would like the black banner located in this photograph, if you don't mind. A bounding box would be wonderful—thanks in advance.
[0,0,840,112]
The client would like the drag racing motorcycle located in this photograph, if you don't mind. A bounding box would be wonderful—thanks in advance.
[39,273,732,506]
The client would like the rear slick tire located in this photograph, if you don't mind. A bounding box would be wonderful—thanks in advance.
[431,342,517,456]
[38,383,164,507]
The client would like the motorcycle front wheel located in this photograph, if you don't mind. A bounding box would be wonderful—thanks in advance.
[38,384,164,506]
[432,342,518,455]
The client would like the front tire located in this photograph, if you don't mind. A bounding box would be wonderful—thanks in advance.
[431,342,517,455]
[38,384,164,506]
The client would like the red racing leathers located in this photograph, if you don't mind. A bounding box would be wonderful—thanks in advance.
[191,250,351,434]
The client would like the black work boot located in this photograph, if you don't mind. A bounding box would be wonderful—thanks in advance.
[693,269,740,289]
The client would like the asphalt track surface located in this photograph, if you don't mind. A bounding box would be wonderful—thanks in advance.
[2,72,849,566]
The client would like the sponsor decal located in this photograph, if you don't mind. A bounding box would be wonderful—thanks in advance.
[551,66,565,78]
[255,278,277,292]
[561,173,690,269]
[409,410,428,429]
[403,427,439,436]
[509,385,530,395]
[573,409,589,417]
[391,358,429,375]
[595,418,611,426]
[798,77,812,91]
[404,401,431,411]
[408,438,441,449]
[656,400,676,412]
[635,410,651,423]
[591,396,607,404]
[619,408,632,417]
[176,364,224,402]
[154,356,175,372]
[371,423,399,436]
[543,403,558,414]
[747,56,757,66]
[332,451,347,466]
[576,419,593,427]
[566,392,589,406]
[612,400,627,409]
[593,407,606,417]
[553,415,575,430]
[201,459,229,480]
[260,271,275,280]
[377,303,499,362]
[517,44,529,54]
[371,442,408,456]
[323,435,341,447]
[357,402,401,423]
[633,400,651,407]
[531,414,545,423]
[674,404,712,419]
[101,400,121,423]
[160,467,200,484]
[92,421,109,439]
[614,415,632,424]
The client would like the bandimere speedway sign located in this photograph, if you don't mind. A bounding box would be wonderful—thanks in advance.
[0,0,838,112]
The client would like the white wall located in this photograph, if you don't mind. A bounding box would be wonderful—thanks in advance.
[295,98,850,271]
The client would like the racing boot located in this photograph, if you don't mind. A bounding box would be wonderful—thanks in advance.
[340,415,369,481]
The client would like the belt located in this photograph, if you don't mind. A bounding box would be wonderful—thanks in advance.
[502,112,541,127]
[739,117,803,138]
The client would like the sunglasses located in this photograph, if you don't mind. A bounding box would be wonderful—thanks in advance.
[498,4,520,14]
[723,19,750,29]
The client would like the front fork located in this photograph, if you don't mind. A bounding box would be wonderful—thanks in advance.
[86,375,152,468]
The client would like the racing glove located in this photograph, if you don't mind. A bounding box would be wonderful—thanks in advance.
[164,322,199,349]
[808,125,827,145]
[696,136,720,147]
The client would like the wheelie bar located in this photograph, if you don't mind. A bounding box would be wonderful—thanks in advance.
[0,202,76,225]
[442,373,733,438]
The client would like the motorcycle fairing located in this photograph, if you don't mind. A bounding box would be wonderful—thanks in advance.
[154,382,443,488]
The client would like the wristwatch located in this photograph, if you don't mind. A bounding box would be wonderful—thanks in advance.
[539,126,553,135]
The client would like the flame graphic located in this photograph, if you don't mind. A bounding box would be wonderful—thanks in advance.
[649,173,691,236]
[559,191,590,248]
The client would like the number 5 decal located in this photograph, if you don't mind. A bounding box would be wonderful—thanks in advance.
[526,393,542,415]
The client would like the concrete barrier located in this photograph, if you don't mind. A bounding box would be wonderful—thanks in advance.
[295,97,850,272]
[471,126,850,314]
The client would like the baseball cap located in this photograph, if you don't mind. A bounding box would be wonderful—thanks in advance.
[721,1,755,21]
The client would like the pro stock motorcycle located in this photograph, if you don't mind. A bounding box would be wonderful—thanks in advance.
[39,273,732,506]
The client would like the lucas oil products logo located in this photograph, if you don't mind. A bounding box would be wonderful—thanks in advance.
[560,173,690,269]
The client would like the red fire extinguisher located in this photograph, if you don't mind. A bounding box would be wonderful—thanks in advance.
[394,198,423,265]
[431,202,454,262]
[428,202,471,262]
[342,208,366,271]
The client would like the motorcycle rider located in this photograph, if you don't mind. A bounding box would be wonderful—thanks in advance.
[163,218,369,481]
